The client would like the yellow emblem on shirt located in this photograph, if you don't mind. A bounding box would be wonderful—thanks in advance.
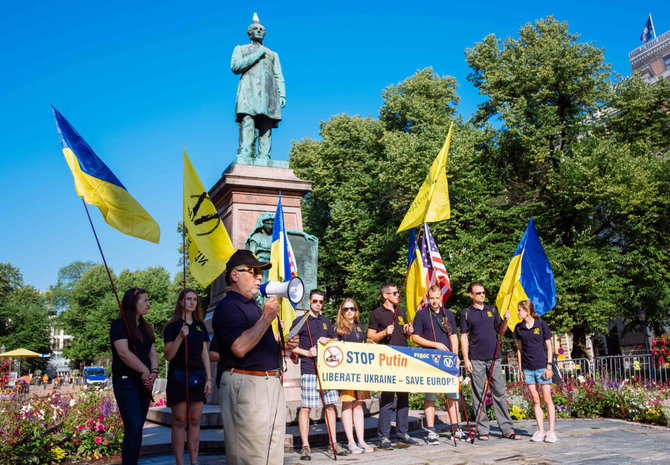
[534,328,540,335]
[398,316,405,325]
[356,326,362,332]
[322,323,327,330]
[487,311,492,317]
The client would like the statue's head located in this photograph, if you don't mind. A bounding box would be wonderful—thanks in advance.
[247,12,266,42]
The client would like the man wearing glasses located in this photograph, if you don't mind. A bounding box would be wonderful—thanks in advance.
[213,249,299,465]
[290,289,349,460]
[460,282,519,441]
[367,282,419,449]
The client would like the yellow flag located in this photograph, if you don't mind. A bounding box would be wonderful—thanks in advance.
[183,150,235,287]
[397,123,453,233]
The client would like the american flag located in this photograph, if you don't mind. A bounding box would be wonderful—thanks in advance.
[420,223,451,306]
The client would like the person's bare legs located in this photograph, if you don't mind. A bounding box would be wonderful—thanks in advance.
[171,402,187,465]
[299,407,311,448]
[423,399,436,428]
[186,401,204,464]
[352,401,365,444]
[528,384,545,433]
[541,384,555,433]
[341,402,354,445]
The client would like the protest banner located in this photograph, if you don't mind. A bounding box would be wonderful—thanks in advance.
[317,341,459,393]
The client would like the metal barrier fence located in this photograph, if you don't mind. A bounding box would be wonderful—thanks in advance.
[556,358,591,381]
[594,354,669,383]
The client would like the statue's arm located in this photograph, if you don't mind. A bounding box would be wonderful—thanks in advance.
[272,52,286,107]
[231,46,265,75]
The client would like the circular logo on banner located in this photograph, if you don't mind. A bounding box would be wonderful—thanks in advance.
[323,346,344,368]
[558,348,564,355]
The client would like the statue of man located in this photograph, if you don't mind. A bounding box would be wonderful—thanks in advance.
[245,212,275,282]
[231,13,286,160]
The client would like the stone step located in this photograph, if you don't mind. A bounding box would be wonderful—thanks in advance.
[141,409,457,457]
[146,397,381,427]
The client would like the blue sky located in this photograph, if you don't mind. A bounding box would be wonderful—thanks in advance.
[1,1,668,291]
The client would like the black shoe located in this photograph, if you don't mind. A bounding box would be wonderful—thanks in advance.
[379,437,394,450]
[397,434,421,446]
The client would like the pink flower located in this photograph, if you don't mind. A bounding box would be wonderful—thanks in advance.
[96,423,105,432]
[76,425,84,431]
[95,436,103,445]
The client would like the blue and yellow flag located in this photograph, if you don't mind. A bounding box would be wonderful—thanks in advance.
[53,107,160,243]
[269,193,298,336]
[496,217,556,331]
[406,228,426,324]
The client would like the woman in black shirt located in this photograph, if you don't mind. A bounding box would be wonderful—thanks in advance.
[110,287,158,465]
[163,289,212,465]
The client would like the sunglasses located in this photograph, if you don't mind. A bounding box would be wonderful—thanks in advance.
[343,307,356,312]
[474,291,486,295]
[236,267,263,276]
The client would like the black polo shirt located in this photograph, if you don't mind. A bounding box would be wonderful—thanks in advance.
[460,304,504,360]
[213,290,280,372]
[514,318,552,370]
[163,319,209,371]
[339,323,366,343]
[291,313,337,375]
[110,318,153,378]
[412,306,457,351]
[368,305,409,347]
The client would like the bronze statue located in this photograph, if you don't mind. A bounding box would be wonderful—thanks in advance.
[231,13,285,159]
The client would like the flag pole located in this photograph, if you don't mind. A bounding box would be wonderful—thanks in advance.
[427,314,457,446]
[650,13,657,39]
[183,225,189,402]
[80,197,151,396]
[305,319,338,460]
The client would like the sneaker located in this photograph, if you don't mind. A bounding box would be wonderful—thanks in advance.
[397,434,421,446]
[379,437,394,450]
[333,442,350,456]
[544,431,558,443]
[455,428,468,441]
[300,445,311,461]
[426,429,440,445]
[531,430,545,442]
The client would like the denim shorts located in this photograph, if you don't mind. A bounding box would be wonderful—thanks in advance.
[523,367,551,385]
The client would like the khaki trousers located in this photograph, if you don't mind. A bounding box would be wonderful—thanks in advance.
[219,370,285,465]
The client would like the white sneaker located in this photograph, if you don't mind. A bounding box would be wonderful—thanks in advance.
[426,430,440,445]
[531,430,545,442]
[544,431,557,443]
[455,428,468,441]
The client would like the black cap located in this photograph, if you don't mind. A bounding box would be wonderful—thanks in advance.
[225,249,272,273]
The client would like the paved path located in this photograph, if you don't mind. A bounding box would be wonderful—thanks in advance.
[137,419,670,465]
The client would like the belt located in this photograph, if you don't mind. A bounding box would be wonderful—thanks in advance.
[225,368,280,377]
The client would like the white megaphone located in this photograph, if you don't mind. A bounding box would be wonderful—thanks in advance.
[260,276,305,305]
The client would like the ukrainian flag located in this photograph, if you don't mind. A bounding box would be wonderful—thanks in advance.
[53,107,160,243]
[269,193,298,336]
[496,217,556,331]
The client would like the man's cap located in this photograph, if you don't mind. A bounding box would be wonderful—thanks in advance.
[225,249,272,272]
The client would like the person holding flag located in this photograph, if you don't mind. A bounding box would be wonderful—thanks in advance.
[514,300,557,443]
[290,289,349,460]
[460,282,519,441]
[411,285,466,444]
[367,283,418,449]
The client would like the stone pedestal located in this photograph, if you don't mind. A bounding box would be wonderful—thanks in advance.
[208,160,313,306]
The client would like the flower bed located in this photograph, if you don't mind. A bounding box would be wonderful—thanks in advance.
[0,390,123,464]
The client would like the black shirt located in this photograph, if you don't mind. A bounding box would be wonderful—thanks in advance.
[110,318,154,378]
[368,305,409,347]
[460,304,504,360]
[514,318,552,371]
[163,319,209,371]
[339,323,366,343]
[213,290,281,371]
[291,313,337,375]
[412,306,457,351]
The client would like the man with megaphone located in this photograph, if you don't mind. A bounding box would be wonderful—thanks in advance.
[212,250,299,465]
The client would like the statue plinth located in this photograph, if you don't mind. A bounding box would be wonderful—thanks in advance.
[208,159,313,305]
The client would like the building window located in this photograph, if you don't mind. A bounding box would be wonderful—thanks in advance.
[665,55,670,71]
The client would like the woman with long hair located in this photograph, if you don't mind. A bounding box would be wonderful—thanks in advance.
[110,288,159,465]
[163,288,212,465]
[336,298,374,454]
[514,300,557,443]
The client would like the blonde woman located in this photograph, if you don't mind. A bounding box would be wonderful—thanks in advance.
[514,300,556,443]
[336,298,374,454]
